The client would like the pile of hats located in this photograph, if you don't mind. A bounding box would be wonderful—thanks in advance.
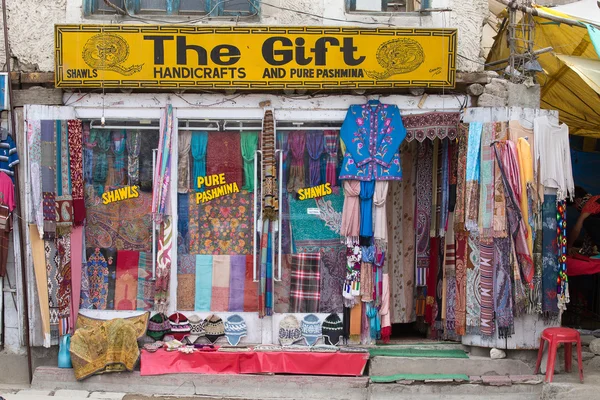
[278,313,344,347]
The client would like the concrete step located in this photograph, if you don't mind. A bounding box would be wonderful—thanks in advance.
[369,355,533,377]
[370,382,542,400]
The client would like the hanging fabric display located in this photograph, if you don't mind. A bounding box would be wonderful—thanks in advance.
[493,123,508,237]
[465,122,482,232]
[341,180,361,239]
[373,181,388,246]
[359,180,375,238]
[206,132,243,189]
[454,232,468,336]
[306,130,324,187]
[557,200,569,314]
[154,216,173,313]
[240,131,259,192]
[478,123,495,238]
[56,121,73,236]
[454,124,469,231]
[177,130,191,193]
[261,109,278,220]
[493,236,514,338]
[28,120,44,236]
[111,130,127,186]
[152,104,174,222]
[41,120,56,240]
[287,131,306,193]
[68,120,86,226]
[324,130,339,187]
[416,141,433,277]
[466,234,481,334]
[191,131,208,192]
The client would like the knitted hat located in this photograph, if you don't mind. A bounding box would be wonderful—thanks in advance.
[147,313,171,341]
[168,312,191,341]
[321,313,343,346]
[184,314,206,344]
[204,314,225,344]
[224,314,248,346]
[301,314,322,346]
[278,315,302,346]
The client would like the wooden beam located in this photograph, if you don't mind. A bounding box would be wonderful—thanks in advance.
[12,87,63,107]
[456,72,489,85]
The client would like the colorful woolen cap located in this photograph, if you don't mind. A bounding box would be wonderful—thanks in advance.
[224,314,248,346]
[321,313,343,346]
[147,313,171,341]
[301,314,322,346]
[204,314,225,344]
[278,315,302,346]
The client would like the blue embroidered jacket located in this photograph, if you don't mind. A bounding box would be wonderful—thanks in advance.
[339,100,407,181]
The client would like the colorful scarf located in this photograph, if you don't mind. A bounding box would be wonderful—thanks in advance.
[454,231,468,335]
[45,239,60,340]
[228,255,247,312]
[425,237,439,326]
[478,238,495,337]
[359,180,375,238]
[92,129,110,196]
[360,249,374,302]
[444,214,456,332]
[136,252,155,311]
[324,130,339,187]
[152,105,174,221]
[259,220,272,317]
[557,201,569,314]
[478,123,495,238]
[211,255,231,312]
[430,139,440,237]
[56,234,72,335]
[542,195,559,319]
[68,120,86,226]
[41,120,56,239]
[111,130,127,185]
[114,250,139,310]
[373,181,388,246]
[454,124,469,231]
[306,131,324,187]
[290,252,321,313]
[261,110,278,220]
[516,137,534,254]
[416,141,433,273]
[341,180,361,239]
[287,131,306,193]
[207,131,243,188]
[56,121,74,237]
[466,233,481,334]
[195,255,213,311]
[177,130,191,193]
[493,123,507,237]
[154,216,172,313]
[241,131,259,192]
[465,122,482,232]
[402,112,461,142]
[28,120,43,235]
[191,131,208,192]
[529,208,543,314]
[440,139,450,236]
[401,141,416,323]
[494,236,513,338]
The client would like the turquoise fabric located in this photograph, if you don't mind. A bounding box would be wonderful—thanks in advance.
[587,24,600,59]
[191,131,208,192]
[195,255,213,311]
[288,190,345,244]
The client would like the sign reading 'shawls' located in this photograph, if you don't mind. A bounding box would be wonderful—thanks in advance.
[55,25,457,90]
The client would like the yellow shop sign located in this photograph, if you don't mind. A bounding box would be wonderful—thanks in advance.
[55,25,457,90]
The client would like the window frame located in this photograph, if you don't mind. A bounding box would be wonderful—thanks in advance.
[83,0,259,17]
[345,0,431,13]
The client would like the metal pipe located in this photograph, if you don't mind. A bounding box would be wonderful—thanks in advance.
[274,149,282,282]
[2,0,32,383]
[152,148,157,280]
[253,150,262,282]
[498,0,588,28]
[486,46,554,67]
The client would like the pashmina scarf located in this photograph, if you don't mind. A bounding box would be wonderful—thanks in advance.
[287,131,306,193]
[425,237,439,326]
[28,120,43,235]
[56,234,72,335]
[114,250,139,310]
[177,130,191,193]
[416,141,433,272]
[454,124,469,231]
[454,231,468,335]
[228,255,247,312]
[478,123,495,238]
[111,130,127,185]
[430,139,439,237]
[444,214,456,332]
[341,180,361,239]
[68,120,86,226]
[191,131,208,192]
[359,180,375,238]
[259,220,272,317]
[177,193,189,253]
[516,137,534,254]
[195,255,213,311]
[306,131,324,187]
[154,216,173,313]
[494,236,514,338]
[136,252,155,311]
[557,201,569,314]
[56,120,74,237]
[241,131,259,192]
[126,129,141,186]
[493,123,507,237]
[277,131,290,190]
[435,238,445,334]
[290,253,321,313]
[465,122,482,232]
[41,120,56,239]
[207,131,243,188]
[466,233,481,334]
[152,105,174,221]
[30,225,51,346]
[45,239,60,339]
[511,243,528,317]
[70,226,84,329]
[261,110,278,220]
[324,130,339,187]
[401,141,416,322]
[529,209,543,314]
[211,255,231,312]
[91,129,109,196]
[176,254,195,311]
[373,181,388,245]
[244,255,259,312]
[439,139,450,236]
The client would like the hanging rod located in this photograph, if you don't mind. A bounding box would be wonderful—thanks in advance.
[178,119,221,131]
[89,121,159,130]
[223,120,263,131]
[275,126,342,131]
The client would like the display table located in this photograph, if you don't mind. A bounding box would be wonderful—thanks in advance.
[140,348,369,376]
[567,255,600,276]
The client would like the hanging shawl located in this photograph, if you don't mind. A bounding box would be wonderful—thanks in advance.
[454,231,468,335]
[152,105,174,222]
[359,180,375,238]
[126,129,141,186]
[478,123,495,238]
[56,120,73,236]
[111,130,127,186]
[41,120,56,240]
[466,233,481,334]
[416,141,433,271]
[207,132,243,188]
[92,129,109,196]
[28,120,44,236]
[324,130,339,187]
[261,109,278,220]
[287,131,306,193]
[439,139,449,236]
[541,194,559,319]
[425,237,439,326]
[83,125,94,186]
[191,131,208,192]
[177,130,191,193]
[454,124,469,231]
[494,236,513,338]
[277,131,290,190]
[528,208,543,315]
[67,120,85,226]
[557,201,569,315]
[380,273,391,343]
[430,139,440,237]
[373,181,388,246]
[306,131,324,187]
[493,123,508,237]
[241,131,259,192]
[360,245,375,302]
[465,122,482,232]
[341,180,361,239]
[154,216,173,313]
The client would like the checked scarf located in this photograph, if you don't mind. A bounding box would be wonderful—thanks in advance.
[290,253,321,313]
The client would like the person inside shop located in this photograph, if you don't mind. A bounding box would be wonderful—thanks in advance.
[568,186,600,259]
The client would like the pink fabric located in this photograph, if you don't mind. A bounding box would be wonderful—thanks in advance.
[381,273,391,329]
[341,180,361,237]
[0,172,15,211]
[69,226,83,331]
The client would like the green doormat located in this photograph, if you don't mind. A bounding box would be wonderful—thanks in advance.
[368,348,469,358]
[371,374,469,383]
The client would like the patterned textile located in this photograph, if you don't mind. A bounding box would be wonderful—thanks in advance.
[177,254,196,311]
[211,255,231,312]
[454,231,468,335]
[478,123,495,238]
[374,181,388,245]
[557,201,569,313]
[493,124,508,237]
[177,130,191,193]
[154,216,173,313]
[104,248,118,310]
[240,131,259,192]
[68,120,86,226]
[28,120,43,234]
[454,124,469,231]
[191,131,208,191]
[136,252,154,311]
[152,105,174,221]
[261,110,278,220]
[465,122,482,232]
[30,225,51,346]
[529,210,543,314]
[70,226,84,329]
[195,255,213,311]
[41,120,56,239]
[439,139,450,236]
[85,192,153,252]
[177,193,189,254]
[324,130,339,187]
[444,214,456,332]
[290,191,343,243]
[258,221,274,317]
[494,237,514,338]
[434,238,444,334]
[341,181,360,238]
[287,131,306,193]
[244,255,259,312]
[360,261,373,302]
[90,129,109,196]
[56,234,72,335]
[207,131,243,188]
[70,316,146,381]
[188,191,253,255]
[274,254,291,313]
[111,131,127,186]
[387,180,409,323]
[44,239,60,340]
[542,194,559,318]
[431,139,439,237]
[228,255,247,311]
[425,237,439,326]
[114,250,139,310]
[306,131,325,187]
[466,234,481,334]
[126,129,141,187]
[290,253,321,313]
[359,180,375,238]
[479,239,494,337]
[416,141,433,274]
[402,112,460,142]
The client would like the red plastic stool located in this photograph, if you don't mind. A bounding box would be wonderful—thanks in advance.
[534,327,584,383]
